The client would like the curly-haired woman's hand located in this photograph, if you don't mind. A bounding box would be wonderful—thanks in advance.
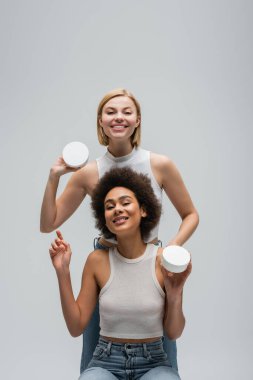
[49,230,72,274]
[161,260,192,301]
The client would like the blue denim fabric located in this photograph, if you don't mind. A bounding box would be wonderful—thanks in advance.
[80,239,178,374]
[79,337,180,380]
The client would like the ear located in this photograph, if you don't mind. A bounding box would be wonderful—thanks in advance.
[140,207,147,218]
[136,116,141,127]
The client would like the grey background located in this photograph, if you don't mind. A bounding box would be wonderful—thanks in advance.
[1,0,252,379]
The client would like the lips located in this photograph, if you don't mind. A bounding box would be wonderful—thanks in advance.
[113,216,129,225]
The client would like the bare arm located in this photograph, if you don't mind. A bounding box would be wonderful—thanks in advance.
[162,262,192,340]
[49,231,98,337]
[40,158,98,232]
[151,153,199,246]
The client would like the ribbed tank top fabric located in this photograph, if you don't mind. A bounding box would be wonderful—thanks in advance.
[96,147,162,243]
[99,244,165,339]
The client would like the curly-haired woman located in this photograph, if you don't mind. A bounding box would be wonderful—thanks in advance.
[49,167,192,379]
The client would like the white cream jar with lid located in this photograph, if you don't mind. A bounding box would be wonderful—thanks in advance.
[62,142,89,168]
[161,245,190,273]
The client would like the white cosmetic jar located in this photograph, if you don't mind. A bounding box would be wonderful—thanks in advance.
[161,245,190,273]
[62,142,89,168]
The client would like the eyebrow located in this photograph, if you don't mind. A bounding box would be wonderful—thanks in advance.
[104,106,132,111]
[104,195,133,205]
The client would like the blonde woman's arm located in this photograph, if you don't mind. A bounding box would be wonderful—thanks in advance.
[40,159,98,232]
[151,153,199,246]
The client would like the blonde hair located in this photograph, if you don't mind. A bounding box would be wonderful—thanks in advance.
[97,88,141,147]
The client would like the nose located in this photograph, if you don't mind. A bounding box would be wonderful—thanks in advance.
[115,113,124,122]
[114,203,123,214]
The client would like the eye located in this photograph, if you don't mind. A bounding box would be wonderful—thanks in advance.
[124,111,132,115]
[106,111,114,115]
[123,202,130,206]
[105,205,114,210]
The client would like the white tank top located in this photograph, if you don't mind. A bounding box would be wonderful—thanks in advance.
[96,147,162,243]
[99,244,165,339]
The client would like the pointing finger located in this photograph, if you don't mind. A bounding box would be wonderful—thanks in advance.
[56,230,64,240]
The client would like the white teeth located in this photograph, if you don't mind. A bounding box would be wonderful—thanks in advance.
[113,217,128,223]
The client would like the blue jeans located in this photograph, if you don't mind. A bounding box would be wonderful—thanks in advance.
[80,239,178,374]
[79,337,180,379]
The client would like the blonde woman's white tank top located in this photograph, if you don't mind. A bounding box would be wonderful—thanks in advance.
[96,147,162,243]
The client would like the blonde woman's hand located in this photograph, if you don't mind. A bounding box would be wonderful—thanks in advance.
[49,157,79,178]
[49,230,72,273]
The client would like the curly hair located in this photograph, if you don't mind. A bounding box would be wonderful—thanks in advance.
[91,167,161,241]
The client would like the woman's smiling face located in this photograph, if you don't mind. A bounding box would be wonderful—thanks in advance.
[104,187,146,237]
[99,96,140,142]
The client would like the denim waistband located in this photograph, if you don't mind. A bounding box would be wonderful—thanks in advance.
[98,336,164,351]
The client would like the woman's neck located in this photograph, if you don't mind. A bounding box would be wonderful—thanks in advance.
[107,140,134,158]
[116,233,146,260]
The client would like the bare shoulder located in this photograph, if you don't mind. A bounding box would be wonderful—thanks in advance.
[84,249,109,271]
[150,152,174,171]
[150,152,177,185]
[82,160,99,176]
[87,249,109,263]
[85,249,110,289]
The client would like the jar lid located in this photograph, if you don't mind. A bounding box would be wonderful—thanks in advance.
[62,142,89,168]
[161,245,190,273]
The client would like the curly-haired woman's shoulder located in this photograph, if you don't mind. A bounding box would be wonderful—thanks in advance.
[86,249,109,268]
